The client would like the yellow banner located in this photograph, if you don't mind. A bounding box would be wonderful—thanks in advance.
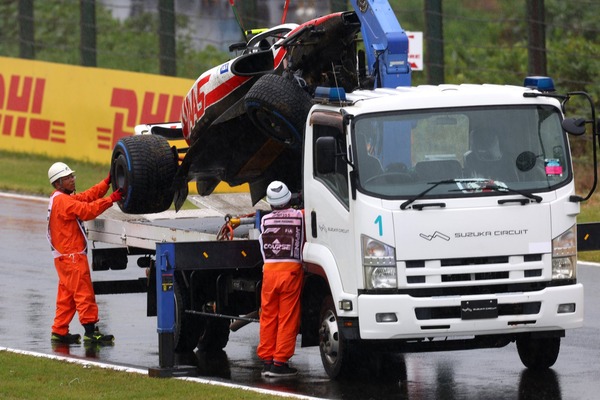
[0,56,246,193]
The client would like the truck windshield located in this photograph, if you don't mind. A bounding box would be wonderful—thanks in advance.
[353,105,570,199]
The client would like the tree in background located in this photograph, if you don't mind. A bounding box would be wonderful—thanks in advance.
[0,0,597,99]
[0,1,230,78]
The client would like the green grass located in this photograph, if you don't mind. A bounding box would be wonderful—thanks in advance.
[0,149,197,209]
[0,350,281,400]
[0,150,110,198]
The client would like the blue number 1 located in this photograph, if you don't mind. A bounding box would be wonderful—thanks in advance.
[374,215,383,236]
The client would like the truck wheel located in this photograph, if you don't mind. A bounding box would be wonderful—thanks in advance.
[197,318,230,352]
[516,336,560,370]
[174,282,202,352]
[244,74,312,149]
[319,295,353,379]
[111,135,177,214]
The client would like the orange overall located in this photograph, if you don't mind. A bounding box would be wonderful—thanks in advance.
[47,180,113,336]
[257,208,304,364]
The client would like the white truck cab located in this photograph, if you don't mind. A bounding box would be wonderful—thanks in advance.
[301,78,583,377]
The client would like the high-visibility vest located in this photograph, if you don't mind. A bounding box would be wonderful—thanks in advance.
[259,208,304,264]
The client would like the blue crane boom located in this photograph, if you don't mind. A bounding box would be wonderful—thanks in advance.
[350,0,412,88]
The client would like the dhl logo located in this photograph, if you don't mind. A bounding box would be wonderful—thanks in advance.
[0,72,184,151]
[0,74,66,143]
[96,88,183,150]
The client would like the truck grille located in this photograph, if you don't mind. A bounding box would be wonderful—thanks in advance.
[401,253,547,296]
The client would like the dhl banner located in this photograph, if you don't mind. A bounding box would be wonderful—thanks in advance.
[0,56,192,162]
[0,56,246,193]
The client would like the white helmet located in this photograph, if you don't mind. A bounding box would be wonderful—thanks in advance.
[266,181,291,207]
[48,162,75,184]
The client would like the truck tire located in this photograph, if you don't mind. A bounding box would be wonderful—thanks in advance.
[197,318,230,352]
[244,74,312,149]
[516,336,560,370]
[174,281,202,352]
[111,135,177,214]
[319,295,353,379]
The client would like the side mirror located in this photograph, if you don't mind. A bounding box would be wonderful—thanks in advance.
[315,136,337,174]
[562,118,587,135]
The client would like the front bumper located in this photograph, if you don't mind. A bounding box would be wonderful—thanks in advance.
[357,283,583,340]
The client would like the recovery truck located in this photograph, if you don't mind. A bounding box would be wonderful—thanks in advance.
[87,0,598,378]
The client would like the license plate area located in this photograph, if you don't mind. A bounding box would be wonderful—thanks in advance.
[461,299,498,320]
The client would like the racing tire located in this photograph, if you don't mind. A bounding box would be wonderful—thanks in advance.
[319,295,354,379]
[516,336,560,370]
[244,74,313,149]
[111,135,177,214]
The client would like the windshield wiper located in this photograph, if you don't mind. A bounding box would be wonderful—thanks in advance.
[480,183,542,203]
[400,179,542,210]
[450,180,543,203]
[400,179,464,210]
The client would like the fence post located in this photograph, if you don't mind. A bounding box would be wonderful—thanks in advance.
[159,0,176,76]
[80,0,97,67]
[18,0,35,59]
[424,0,444,85]
[526,0,547,76]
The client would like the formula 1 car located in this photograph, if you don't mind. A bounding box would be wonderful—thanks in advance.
[111,0,413,214]
[110,11,365,213]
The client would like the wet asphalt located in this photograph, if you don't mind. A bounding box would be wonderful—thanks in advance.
[2,193,600,400]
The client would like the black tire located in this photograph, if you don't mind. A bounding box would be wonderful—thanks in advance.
[244,74,312,149]
[174,280,202,352]
[111,135,177,214]
[319,295,353,379]
[197,318,231,352]
[516,336,560,370]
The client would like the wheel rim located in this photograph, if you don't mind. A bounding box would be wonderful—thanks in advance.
[319,309,340,365]
[114,155,127,189]
[249,105,299,146]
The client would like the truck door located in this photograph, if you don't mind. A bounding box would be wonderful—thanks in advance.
[304,111,356,291]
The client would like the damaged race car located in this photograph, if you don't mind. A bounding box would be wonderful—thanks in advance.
[110,7,406,213]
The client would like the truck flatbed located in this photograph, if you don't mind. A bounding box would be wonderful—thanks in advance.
[87,193,265,250]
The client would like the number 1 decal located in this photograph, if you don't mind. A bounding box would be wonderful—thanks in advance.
[374,215,383,236]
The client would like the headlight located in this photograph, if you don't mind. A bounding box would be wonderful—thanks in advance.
[362,235,396,289]
[552,225,577,280]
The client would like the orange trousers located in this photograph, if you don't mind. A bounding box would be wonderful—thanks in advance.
[52,253,98,335]
[257,266,303,363]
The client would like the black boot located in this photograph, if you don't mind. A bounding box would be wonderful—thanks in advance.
[83,323,114,344]
[51,332,81,344]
